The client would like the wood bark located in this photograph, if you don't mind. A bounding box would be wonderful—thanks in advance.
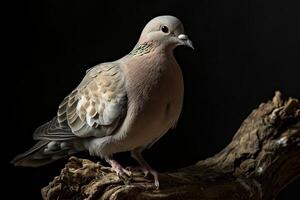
[41,91,300,200]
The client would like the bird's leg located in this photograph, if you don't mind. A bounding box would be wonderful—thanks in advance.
[105,156,132,181]
[130,148,159,189]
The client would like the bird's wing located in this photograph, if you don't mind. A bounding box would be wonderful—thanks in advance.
[33,63,127,140]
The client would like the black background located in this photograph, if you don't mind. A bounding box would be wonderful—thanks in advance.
[4,0,300,199]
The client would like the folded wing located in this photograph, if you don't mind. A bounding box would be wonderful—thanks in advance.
[34,63,127,141]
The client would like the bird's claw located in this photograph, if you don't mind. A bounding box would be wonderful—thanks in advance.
[154,179,159,189]
[126,166,149,177]
[150,170,159,189]
[116,170,132,184]
[116,168,132,177]
[109,165,132,184]
[125,166,159,188]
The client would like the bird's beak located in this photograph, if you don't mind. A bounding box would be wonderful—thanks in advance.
[178,34,194,49]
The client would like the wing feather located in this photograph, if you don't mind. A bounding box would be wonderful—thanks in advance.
[34,63,127,141]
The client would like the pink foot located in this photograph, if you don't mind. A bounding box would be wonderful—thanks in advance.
[105,157,132,182]
[148,169,159,189]
[131,150,160,189]
[126,166,149,177]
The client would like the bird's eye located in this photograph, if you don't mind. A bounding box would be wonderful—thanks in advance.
[161,26,169,33]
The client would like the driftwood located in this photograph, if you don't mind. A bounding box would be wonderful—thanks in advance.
[42,91,300,200]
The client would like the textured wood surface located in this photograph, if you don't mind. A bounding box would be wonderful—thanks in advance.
[41,91,300,200]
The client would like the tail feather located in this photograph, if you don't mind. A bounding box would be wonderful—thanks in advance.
[12,117,83,167]
[11,140,78,167]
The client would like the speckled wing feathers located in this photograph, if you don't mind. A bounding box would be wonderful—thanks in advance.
[34,63,127,140]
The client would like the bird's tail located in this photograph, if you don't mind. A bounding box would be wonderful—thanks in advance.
[11,140,80,167]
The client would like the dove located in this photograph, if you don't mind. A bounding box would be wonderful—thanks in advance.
[11,15,194,188]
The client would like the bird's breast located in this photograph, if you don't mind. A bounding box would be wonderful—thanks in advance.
[114,53,184,150]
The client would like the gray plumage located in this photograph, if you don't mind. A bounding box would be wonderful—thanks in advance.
[11,15,193,187]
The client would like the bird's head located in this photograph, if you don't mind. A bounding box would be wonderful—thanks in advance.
[137,15,194,51]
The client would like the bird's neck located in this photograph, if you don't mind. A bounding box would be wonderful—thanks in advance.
[128,41,174,57]
[128,41,155,56]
